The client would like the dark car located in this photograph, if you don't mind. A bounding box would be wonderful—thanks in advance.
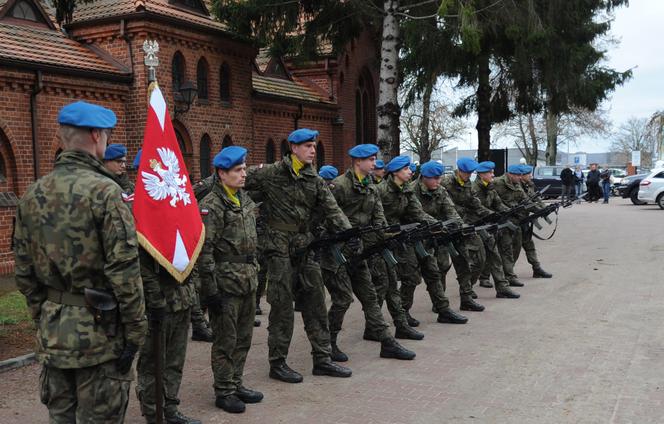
[532,166,565,199]
[617,173,648,205]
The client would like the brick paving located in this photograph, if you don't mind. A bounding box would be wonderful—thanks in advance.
[1,198,663,423]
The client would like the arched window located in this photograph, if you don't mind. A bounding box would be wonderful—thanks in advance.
[280,139,289,157]
[196,58,209,100]
[200,134,212,178]
[173,123,193,172]
[220,62,231,102]
[222,135,233,148]
[266,138,276,164]
[355,68,376,146]
[172,52,185,92]
[11,1,38,21]
[316,142,325,169]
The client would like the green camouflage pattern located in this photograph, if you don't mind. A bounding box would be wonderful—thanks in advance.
[40,361,132,423]
[493,175,530,281]
[116,172,135,194]
[245,155,350,363]
[14,150,146,369]
[520,180,544,267]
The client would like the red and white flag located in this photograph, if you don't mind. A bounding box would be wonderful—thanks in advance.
[132,83,204,282]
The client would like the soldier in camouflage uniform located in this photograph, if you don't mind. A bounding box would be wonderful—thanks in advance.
[14,101,147,423]
[471,161,521,299]
[378,156,469,326]
[135,247,201,424]
[413,161,468,324]
[371,159,386,183]
[320,148,416,361]
[245,128,352,383]
[440,158,492,311]
[519,166,553,278]
[197,146,264,413]
[493,165,530,286]
[104,143,135,193]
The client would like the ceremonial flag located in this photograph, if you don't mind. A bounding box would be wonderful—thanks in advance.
[132,82,204,282]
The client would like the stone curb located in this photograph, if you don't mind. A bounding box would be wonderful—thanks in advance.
[0,352,36,373]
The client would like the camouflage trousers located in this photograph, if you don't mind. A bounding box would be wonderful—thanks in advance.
[266,254,331,364]
[136,308,191,421]
[497,226,523,283]
[434,245,452,292]
[190,289,208,330]
[322,260,391,344]
[520,225,541,268]
[478,232,511,292]
[209,291,256,397]
[39,360,132,423]
[396,245,450,314]
[256,250,268,307]
[368,255,410,330]
[450,234,485,301]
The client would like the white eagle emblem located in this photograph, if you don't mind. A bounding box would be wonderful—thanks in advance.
[141,148,191,207]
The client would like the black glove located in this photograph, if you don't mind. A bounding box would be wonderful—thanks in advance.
[346,237,362,253]
[205,293,224,314]
[147,307,166,322]
[116,343,138,374]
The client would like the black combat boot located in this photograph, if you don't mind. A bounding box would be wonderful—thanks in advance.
[312,360,352,378]
[437,308,468,324]
[330,333,349,362]
[191,323,213,342]
[165,411,202,424]
[460,298,485,312]
[496,288,520,299]
[479,279,493,288]
[470,290,478,299]
[405,311,420,327]
[236,386,264,404]
[269,360,303,383]
[362,329,382,342]
[254,318,261,327]
[255,300,262,316]
[394,324,424,340]
[215,394,245,413]
[380,338,416,360]
[532,266,553,278]
[509,279,524,287]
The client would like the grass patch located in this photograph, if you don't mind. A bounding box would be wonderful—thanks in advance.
[0,291,30,325]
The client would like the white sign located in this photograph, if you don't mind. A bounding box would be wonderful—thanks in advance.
[572,154,587,166]
[631,151,641,167]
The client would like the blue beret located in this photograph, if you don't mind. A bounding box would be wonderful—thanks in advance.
[476,161,496,173]
[409,163,418,172]
[520,164,533,174]
[58,101,117,129]
[457,157,479,173]
[104,144,127,161]
[318,165,338,180]
[133,149,142,168]
[420,161,444,178]
[213,146,248,169]
[348,144,379,159]
[288,128,319,144]
[375,160,385,170]
[507,164,522,174]
[385,155,411,173]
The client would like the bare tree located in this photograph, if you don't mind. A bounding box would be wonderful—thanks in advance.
[401,94,467,162]
[647,110,664,161]
[611,117,657,168]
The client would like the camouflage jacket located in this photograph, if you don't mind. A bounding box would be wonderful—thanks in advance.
[441,173,493,224]
[193,174,217,201]
[413,179,463,225]
[139,248,195,312]
[472,178,509,212]
[521,180,546,209]
[116,172,135,194]
[377,175,437,226]
[14,150,146,369]
[197,181,258,299]
[245,155,350,256]
[493,175,532,220]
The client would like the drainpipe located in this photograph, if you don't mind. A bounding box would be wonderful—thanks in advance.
[120,20,135,76]
[294,103,303,130]
[29,70,43,180]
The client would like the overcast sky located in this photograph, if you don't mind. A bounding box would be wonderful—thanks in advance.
[444,0,664,154]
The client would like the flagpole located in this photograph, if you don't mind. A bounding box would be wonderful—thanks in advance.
[144,39,164,424]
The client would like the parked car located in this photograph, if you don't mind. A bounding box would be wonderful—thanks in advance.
[617,173,648,205]
[532,166,567,198]
[637,168,664,209]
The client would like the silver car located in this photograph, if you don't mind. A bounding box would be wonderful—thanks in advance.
[637,168,664,209]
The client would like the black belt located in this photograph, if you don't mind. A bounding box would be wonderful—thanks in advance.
[46,288,87,307]
[220,254,256,264]
[269,221,309,234]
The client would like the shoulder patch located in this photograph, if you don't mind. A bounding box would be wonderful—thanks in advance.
[200,208,209,216]
[121,192,134,203]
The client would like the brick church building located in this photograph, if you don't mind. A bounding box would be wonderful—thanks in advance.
[0,0,380,274]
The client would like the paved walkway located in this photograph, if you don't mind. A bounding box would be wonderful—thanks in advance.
[2,198,663,423]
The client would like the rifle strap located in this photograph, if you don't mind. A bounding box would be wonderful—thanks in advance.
[532,210,559,241]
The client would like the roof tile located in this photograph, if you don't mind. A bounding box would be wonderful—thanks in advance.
[252,73,333,105]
